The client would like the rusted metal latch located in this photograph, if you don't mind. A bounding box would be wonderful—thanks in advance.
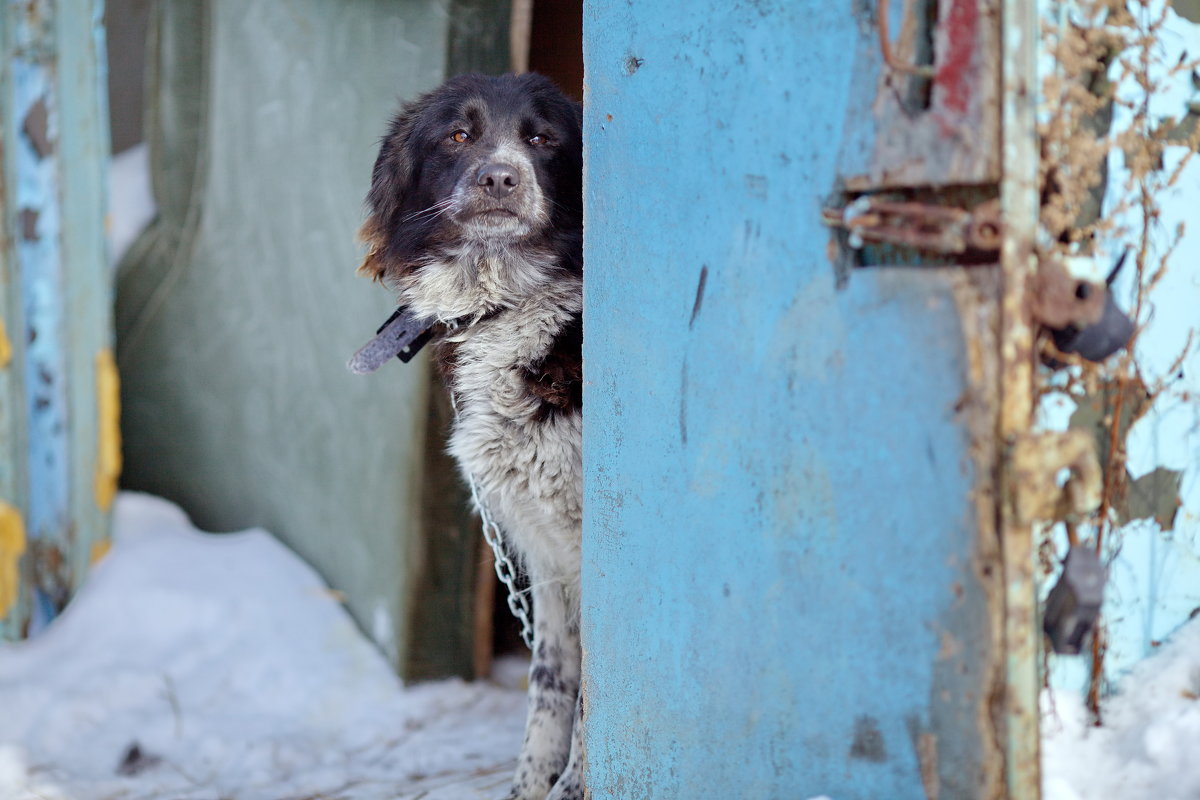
[1009,430,1108,655]
[821,196,1002,254]
[1009,431,1102,525]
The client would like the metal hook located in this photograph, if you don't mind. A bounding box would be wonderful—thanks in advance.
[1106,248,1130,286]
[877,0,938,77]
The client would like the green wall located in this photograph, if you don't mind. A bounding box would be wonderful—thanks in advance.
[116,0,508,676]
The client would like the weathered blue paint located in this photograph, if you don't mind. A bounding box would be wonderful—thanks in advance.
[582,2,999,798]
[13,54,70,619]
[9,4,72,631]
[0,0,112,638]
[0,3,36,642]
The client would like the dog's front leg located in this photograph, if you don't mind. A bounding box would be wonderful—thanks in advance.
[506,580,580,800]
[545,691,585,800]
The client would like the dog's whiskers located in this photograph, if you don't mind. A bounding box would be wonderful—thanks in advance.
[403,198,456,223]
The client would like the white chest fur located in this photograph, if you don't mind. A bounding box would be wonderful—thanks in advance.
[440,276,584,596]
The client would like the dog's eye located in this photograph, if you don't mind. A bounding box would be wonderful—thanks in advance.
[450,130,471,143]
[528,134,550,146]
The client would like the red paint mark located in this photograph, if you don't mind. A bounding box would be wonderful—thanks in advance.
[931,111,957,140]
[935,0,978,114]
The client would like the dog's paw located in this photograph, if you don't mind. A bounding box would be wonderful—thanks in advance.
[501,790,562,800]
[545,771,583,800]
[501,774,554,800]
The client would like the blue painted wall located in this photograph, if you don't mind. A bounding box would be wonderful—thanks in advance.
[582,2,1000,797]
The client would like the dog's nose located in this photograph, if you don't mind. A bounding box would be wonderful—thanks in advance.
[476,163,519,198]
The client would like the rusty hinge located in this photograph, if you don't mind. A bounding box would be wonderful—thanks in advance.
[821,196,1002,255]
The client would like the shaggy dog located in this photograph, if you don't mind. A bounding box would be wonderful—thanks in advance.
[353,73,585,800]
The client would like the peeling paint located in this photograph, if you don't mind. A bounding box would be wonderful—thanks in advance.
[0,316,10,368]
[21,96,53,158]
[93,348,122,511]
[0,502,28,619]
[3,0,117,641]
[18,207,39,241]
[89,537,111,565]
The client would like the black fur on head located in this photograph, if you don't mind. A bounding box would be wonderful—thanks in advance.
[358,73,583,285]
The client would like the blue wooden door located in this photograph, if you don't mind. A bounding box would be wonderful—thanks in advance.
[581,1,1034,797]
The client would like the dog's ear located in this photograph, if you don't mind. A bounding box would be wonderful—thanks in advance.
[356,215,388,282]
[366,113,414,217]
[358,103,423,282]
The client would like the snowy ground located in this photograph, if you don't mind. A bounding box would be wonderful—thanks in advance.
[1042,619,1200,800]
[3,496,1200,800]
[0,494,526,800]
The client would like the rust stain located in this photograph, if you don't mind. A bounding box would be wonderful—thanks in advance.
[94,348,123,511]
[0,501,28,619]
[916,731,940,800]
[0,315,11,367]
[948,271,1006,798]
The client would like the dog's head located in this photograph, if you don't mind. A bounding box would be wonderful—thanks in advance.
[358,73,582,294]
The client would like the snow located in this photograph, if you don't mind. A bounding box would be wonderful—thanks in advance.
[1043,618,1200,800]
[107,143,156,269]
[4,494,1199,800]
[0,494,526,800]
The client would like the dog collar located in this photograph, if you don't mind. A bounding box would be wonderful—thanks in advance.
[348,305,503,374]
[348,306,436,374]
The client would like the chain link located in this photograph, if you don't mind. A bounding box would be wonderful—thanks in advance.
[450,392,535,650]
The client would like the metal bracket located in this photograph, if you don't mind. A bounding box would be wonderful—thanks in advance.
[1032,252,1135,363]
[1043,546,1107,655]
[821,195,1002,254]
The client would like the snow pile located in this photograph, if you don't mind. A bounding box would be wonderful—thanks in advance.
[108,143,156,269]
[1043,618,1200,800]
[0,493,524,800]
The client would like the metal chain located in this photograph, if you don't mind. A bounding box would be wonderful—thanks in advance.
[450,392,535,650]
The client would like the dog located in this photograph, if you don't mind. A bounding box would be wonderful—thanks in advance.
[354,73,585,800]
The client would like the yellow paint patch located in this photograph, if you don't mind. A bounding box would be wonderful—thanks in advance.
[0,315,11,368]
[89,537,112,565]
[94,348,123,511]
[0,501,27,619]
